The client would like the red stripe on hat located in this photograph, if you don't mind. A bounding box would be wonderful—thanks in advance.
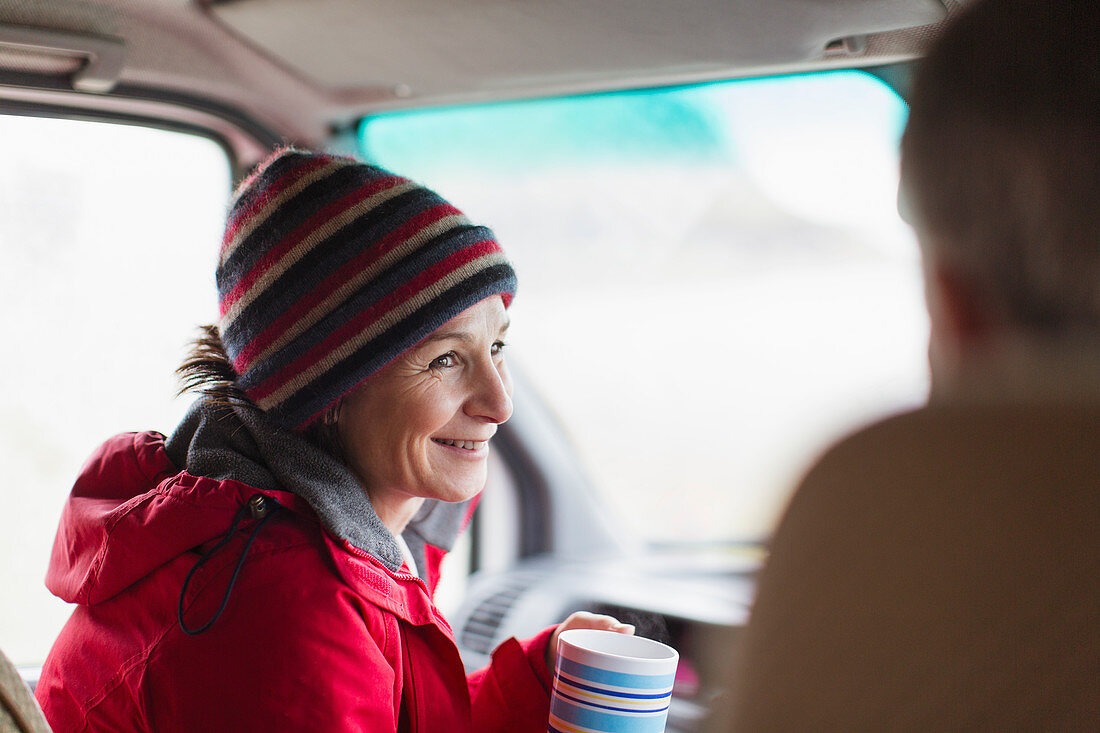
[219,174,407,317]
[247,238,502,404]
[233,202,464,372]
[220,155,331,257]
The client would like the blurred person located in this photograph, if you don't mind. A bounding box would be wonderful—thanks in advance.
[901,1,1100,403]
[719,1,1100,729]
[34,149,632,732]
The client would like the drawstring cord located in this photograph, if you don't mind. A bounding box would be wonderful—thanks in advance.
[178,495,280,636]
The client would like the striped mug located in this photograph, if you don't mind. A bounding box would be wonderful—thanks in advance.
[548,629,679,733]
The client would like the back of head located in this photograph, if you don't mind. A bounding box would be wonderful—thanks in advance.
[901,0,1100,335]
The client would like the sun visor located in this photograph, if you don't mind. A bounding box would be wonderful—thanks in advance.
[207,0,946,106]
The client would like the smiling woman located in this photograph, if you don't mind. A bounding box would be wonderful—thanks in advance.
[32,148,632,733]
[337,297,514,531]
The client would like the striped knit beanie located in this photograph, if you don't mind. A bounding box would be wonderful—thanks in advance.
[216,149,517,431]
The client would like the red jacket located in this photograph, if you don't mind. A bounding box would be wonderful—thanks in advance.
[36,431,554,732]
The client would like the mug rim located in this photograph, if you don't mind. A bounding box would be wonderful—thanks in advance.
[557,628,679,667]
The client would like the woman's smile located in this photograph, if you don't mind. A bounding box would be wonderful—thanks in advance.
[431,437,492,453]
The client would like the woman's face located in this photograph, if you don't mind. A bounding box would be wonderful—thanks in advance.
[337,296,514,530]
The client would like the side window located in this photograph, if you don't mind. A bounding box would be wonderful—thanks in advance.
[0,115,231,667]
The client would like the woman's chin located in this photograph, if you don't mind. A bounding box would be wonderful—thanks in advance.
[424,457,488,502]
[424,475,486,504]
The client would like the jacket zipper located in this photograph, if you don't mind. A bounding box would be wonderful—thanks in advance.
[341,540,457,633]
[343,541,431,593]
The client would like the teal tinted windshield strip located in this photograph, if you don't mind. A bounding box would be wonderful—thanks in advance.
[357,71,905,183]
[359,85,732,177]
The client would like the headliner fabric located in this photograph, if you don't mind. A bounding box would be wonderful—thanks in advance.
[0,0,957,154]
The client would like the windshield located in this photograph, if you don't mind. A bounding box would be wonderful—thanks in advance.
[360,70,928,544]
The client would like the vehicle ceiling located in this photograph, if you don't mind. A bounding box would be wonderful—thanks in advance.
[0,0,961,172]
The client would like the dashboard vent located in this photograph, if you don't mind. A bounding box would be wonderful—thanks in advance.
[459,572,543,654]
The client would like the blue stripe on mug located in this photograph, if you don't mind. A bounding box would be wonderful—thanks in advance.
[558,677,673,700]
[550,698,670,733]
[557,657,676,690]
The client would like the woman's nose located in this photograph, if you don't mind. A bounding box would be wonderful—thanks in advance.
[467,361,514,424]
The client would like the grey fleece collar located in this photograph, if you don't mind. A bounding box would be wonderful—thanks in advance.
[165,399,474,574]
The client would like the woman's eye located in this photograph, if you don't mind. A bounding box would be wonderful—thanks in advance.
[430,353,456,370]
[491,340,507,356]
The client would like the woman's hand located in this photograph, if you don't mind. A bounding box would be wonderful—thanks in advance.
[546,611,636,672]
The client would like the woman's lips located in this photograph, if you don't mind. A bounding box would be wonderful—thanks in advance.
[431,438,488,451]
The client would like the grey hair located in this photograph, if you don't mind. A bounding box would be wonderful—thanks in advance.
[900,0,1100,334]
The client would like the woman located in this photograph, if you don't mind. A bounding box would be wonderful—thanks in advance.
[35,149,632,732]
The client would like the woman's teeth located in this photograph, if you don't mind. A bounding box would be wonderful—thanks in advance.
[433,438,486,450]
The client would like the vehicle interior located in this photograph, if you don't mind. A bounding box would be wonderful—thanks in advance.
[1,0,963,730]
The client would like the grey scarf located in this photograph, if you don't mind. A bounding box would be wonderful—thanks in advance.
[165,398,472,574]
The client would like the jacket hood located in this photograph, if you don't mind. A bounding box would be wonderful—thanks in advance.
[46,399,474,606]
[45,430,259,605]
